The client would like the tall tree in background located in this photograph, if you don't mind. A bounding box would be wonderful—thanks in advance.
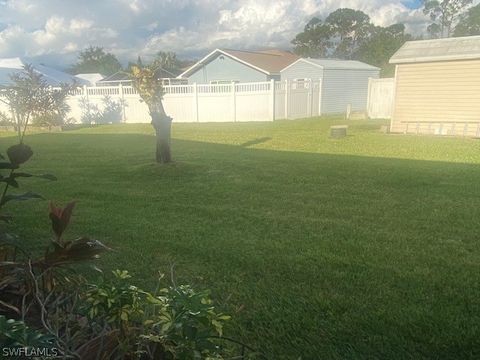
[292,8,411,76]
[423,0,473,38]
[453,3,480,36]
[355,24,412,77]
[426,23,443,38]
[130,64,172,163]
[153,51,181,73]
[70,46,122,76]
[325,8,373,58]
[152,51,195,75]
[292,9,373,59]
[291,17,332,57]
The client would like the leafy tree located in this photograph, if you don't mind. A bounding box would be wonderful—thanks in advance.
[293,10,411,75]
[127,52,190,79]
[325,8,373,58]
[0,65,74,140]
[355,24,412,77]
[130,64,172,163]
[423,0,473,38]
[152,51,195,76]
[453,3,480,36]
[427,22,443,38]
[292,9,373,59]
[292,17,332,57]
[70,46,122,76]
[153,51,181,73]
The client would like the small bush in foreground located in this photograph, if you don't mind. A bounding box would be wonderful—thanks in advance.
[0,143,249,358]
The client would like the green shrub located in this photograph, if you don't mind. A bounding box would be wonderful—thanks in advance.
[81,270,231,359]
[0,140,257,358]
[0,316,56,355]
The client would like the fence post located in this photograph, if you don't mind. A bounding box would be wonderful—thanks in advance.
[232,82,236,122]
[83,85,89,122]
[366,77,372,118]
[270,79,275,121]
[308,79,313,118]
[193,83,199,122]
[317,79,322,116]
[119,84,126,122]
[284,79,289,119]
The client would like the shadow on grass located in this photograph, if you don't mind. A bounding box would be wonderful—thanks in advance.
[239,137,272,147]
[3,132,480,360]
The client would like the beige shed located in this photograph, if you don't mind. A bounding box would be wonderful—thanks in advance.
[389,35,480,136]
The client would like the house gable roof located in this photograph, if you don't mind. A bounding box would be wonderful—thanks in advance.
[390,35,480,64]
[282,58,380,72]
[178,49,300,78]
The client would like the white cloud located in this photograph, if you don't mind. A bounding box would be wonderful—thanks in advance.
[0,0,438,68]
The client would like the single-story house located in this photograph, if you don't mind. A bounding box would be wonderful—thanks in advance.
[96,71,131,86]
[178,49,299,84]
[0,57,83,86]
[74,73,105,86]
[389,35,480,136]
[281,58,379,114]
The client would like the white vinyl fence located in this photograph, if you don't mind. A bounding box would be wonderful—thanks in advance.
[367,77,394,119]
[0,80,322,124]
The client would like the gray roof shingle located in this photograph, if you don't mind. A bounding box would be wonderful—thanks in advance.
[390,35,480,64]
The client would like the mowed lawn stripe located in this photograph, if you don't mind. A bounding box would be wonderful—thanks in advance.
[1,117,480,359]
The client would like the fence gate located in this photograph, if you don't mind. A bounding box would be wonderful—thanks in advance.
[367,77,394,119]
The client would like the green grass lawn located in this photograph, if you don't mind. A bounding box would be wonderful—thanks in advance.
[2,117,480,359]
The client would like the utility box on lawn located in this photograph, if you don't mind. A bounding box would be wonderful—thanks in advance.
[330,125,348,138]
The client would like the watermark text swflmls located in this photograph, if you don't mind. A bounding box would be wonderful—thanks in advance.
[2,347,59,358]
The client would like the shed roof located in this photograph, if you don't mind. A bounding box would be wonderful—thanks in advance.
[98,71,130,82]
[98,66,178,83]
[286,58,379,71]
[0,57,83,86]
[390,35,480,64]
[74,73,105,85]
[179,48,300,77]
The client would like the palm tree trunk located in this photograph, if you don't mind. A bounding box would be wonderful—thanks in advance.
[149,102,172,163]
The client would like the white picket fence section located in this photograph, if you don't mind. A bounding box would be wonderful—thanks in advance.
[56,79,321,124]
[367,78,394,119]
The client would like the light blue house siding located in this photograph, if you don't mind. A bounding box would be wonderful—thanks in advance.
[321,69,378,113]
[187,54,275,84]
[281,59,379,114]
[280,61,324,81]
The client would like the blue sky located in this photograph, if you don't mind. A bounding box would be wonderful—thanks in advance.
[404,0,423,9]
[0,0,463,68]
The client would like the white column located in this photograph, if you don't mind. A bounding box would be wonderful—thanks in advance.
[284,79,289,119]
[119,84,126,122]
[270,79,275,121]
[317,78,322,116]
[232,82,236,122]
[366,77,372,118]
[83,85,90,122]
[193,83,199,122]
[307,79,313,118]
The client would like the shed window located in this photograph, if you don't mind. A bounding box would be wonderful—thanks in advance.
[293,78,309,89]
